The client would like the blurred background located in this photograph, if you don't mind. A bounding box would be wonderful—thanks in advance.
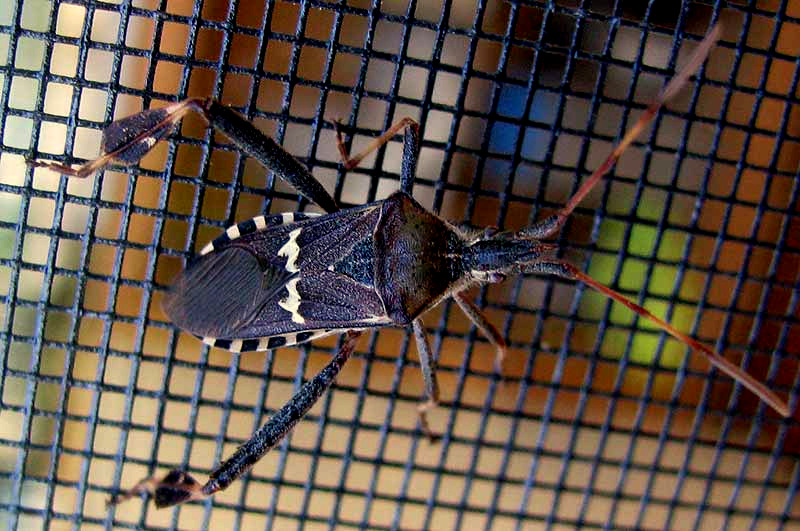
[1,0,798,529]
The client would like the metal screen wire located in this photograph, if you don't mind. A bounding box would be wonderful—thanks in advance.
[2,0,799,529]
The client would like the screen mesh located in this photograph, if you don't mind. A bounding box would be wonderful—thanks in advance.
[2,1,799,529]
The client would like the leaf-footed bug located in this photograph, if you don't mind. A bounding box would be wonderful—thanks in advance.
[28,23,792,509]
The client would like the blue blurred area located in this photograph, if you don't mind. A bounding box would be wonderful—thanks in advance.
[489,85,558,162]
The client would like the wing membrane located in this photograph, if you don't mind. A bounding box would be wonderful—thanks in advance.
[164,203,390,346]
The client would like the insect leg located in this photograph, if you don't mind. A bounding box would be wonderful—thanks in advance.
[109,331,362,508]
[453,292,508,374]
[412,319,441,441]
[518,25,721,241]
[28,98,204,178]
[335,118,420,194]
[203,101,338,213]
[527,260,791,417]
[29,98,339,214]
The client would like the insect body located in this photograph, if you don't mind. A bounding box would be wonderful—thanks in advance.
[172,191,548,348]
[29,24,792,509]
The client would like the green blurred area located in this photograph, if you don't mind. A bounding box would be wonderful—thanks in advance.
[583,205,696,370]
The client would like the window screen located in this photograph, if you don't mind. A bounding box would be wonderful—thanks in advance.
[1,1,798,529]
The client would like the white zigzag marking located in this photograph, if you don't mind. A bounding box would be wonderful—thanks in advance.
[277,227,302,272]
[278,277,305,324]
